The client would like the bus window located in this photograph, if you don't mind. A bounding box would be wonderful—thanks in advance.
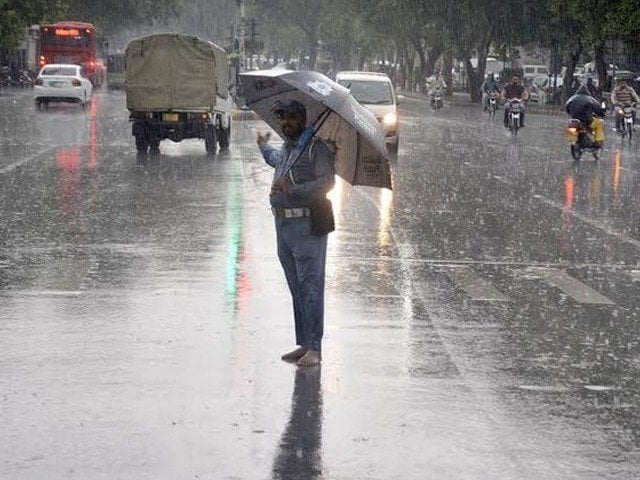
[42,32,91,48]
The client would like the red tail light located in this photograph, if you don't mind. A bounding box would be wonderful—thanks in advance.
[35,79,44,86]
[71,79,81,87]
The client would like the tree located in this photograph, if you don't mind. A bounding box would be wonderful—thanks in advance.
[249,0,325,69]
[61,0,182,34]
[0,0,64,50]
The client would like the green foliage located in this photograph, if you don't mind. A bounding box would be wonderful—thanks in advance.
[0,0,65,49]
[0,0,183,50]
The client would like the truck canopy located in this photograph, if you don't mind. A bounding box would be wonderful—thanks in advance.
[125,33,229,111]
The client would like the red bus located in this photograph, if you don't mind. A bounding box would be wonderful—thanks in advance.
[39,21,105,86]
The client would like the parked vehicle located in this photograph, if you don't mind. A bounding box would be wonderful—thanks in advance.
[564,118,602,160]
[18,70,34,88]
[34,64,93,109]
[532,75,564,104]
[106,51,126,90]
[336,70,402,153]
[125,34,232,154]
[523,65,550,78]
[0,66,12,87]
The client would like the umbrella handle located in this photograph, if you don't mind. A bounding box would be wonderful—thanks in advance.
[313,107,332,133]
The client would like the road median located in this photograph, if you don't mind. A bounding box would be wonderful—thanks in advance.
[398,89,566,116]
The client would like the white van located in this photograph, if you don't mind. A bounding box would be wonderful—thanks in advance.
[523,65,550,78]
[335,71,403,153]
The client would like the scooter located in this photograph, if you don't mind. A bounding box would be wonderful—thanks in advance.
[565,118,602,161]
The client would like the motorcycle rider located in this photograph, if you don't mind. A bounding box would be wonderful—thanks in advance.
[501,74,528,128]
[585,77,600,99]
[428,71,446,105]
[611,77,640,134]
[565,84,606,148]
[480,73,499,111]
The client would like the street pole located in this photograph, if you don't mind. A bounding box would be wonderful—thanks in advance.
[239,0,246,73]
[611,38,616,92]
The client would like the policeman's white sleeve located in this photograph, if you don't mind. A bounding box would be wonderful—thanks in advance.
[289,140,335,201]
[259,144,281,168]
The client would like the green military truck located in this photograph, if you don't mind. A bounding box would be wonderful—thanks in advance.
[125,33,232,154]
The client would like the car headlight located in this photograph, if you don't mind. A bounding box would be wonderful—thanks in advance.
[382,112,397,126]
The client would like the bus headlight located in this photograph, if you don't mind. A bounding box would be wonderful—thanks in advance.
[382,112,397,126]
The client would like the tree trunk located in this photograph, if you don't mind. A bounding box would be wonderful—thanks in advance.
[443,50,453,97]
[562,42,582,103]
[402,44,415,91]
[594,42,608,92]
[467,39,490,103]
[357,45,367,70]
[426,44,443,77]
[411,36,428,92]
[306,30,318,70]
[464,57,479,102]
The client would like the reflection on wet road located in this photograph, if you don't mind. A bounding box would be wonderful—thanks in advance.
[0,89,639,479]
[272,367,322,480]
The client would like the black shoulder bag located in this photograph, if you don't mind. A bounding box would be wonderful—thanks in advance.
[308,138,335,236]
[309,195,335,236]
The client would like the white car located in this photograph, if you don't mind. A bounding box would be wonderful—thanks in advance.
[336,71,403,153]
[34,64,93,109]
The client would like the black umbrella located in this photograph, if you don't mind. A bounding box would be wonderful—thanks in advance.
[240,69,392,189]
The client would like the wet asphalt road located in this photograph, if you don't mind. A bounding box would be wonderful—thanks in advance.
[1,87,640,479]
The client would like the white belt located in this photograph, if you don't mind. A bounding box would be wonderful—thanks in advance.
[272,207,311,218]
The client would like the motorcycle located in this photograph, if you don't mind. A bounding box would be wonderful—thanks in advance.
[430,89,443,110]
[0,66,12,87]
[506,99,523,136]
[564,118,602,161]
[488,91,499,118]
[18,70,33,88]
[616,104,635,141]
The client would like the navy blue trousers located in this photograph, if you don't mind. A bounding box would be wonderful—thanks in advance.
[275,217,328,352]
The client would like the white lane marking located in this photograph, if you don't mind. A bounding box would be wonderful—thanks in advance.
[518,385,571,393]
[584,385,615,391]
[0,146,57,174]
[534,195,640,249]
[443,265,509,302]
[523,268,614,305]
[325,256,633,270]
[12,290,82,297]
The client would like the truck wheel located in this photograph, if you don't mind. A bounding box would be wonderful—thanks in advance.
[204,125,217,154]
[135,134,148,153]
[218,127,230,150]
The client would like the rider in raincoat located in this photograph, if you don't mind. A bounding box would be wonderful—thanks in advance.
[565,84,606,146]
